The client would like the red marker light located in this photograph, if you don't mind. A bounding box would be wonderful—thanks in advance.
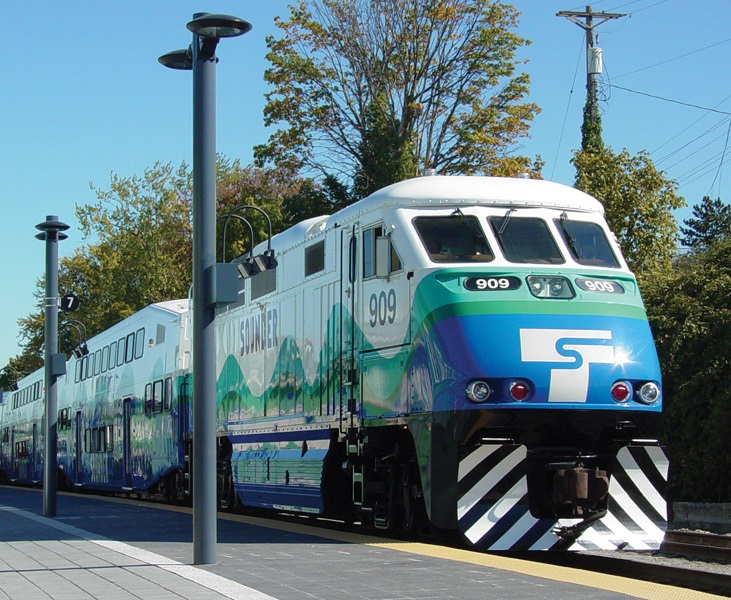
[611,381,631,403]
[509,381,530,402]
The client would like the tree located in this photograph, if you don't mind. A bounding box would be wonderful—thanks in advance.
[642,238,731,501]
[255,0,541,197]
[6,160,318,367]
[680,195,731,250]
[572,147,685,274]
[10,162,193,366]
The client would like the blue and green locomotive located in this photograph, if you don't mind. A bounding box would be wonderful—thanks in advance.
[0,175,666,550]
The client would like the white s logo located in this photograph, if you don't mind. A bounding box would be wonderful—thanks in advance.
[520,329,615,403]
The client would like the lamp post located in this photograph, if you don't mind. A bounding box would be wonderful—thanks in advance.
[35,215,69,518]
[159,12,251,565]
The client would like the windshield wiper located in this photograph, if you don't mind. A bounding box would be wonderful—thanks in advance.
[497,208,515,238]
[560,212,579,257]
[452,208,488,244]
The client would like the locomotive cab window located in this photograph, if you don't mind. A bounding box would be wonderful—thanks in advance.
[554,216,620,268]
[363,225,402,278]
[414,215,493,263]
[488,215,564,264]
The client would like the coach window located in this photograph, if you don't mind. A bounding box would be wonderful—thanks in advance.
[94,349,101,376]
[414,216,494,263]
[305,241,325,277]
[116,337,126,367]
[489,216,564,265]
[153,380,163,413]
[101,346,109,373]
[125,332,135,363]
[135,328,145,359]
[109,341,117,370]
[145,383,153,415]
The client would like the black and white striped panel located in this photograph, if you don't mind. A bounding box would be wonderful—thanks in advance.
[457,444,668,551]
[457,444,557,551]
[571,445,668,551]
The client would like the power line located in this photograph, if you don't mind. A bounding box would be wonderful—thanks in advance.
[607,84,731,115]
[656,118,731,165]
[651,94,731,155]
[614,38,731,80]
[707,120,731,197]
[550,37,585,181]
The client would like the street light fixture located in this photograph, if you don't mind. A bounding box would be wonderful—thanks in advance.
[159,12,251,566]
[35,215,69,518]
[61,320,90,359]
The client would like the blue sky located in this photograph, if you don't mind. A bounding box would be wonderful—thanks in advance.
[1,0,729,367]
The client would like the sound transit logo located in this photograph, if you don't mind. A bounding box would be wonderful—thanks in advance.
[520,329,616,403]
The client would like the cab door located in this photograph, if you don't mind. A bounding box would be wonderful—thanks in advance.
[359,224,412,418]
[360,224,411,351]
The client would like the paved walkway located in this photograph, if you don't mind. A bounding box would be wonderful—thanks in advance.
[0,486,724,600]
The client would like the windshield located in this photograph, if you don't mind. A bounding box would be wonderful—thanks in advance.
[488,216,564,264]
[554,218,620,268]
[414,216,494,263]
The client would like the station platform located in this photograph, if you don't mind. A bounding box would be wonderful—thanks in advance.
[0,486,722,600]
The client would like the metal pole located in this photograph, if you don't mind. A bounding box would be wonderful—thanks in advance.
[191,19,218,565]
[36,216,68,518]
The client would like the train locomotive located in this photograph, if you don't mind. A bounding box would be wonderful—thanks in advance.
[0,175,667,551]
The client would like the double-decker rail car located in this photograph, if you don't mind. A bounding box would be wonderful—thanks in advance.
[0,175,667,551]
[0,300,191,501]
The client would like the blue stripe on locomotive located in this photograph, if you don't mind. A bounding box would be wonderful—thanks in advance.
[428,313,661,412]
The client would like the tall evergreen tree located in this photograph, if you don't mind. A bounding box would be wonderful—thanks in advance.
[680,196,731,249]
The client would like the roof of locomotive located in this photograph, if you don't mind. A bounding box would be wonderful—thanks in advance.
[264,176,604,254]
[345,175,604,216]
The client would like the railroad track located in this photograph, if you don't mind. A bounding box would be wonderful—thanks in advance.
[661,529,731,562]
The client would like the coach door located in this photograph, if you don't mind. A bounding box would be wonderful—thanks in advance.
[123,397,133,488]
[75,411,83,481]
[31,424,38,481]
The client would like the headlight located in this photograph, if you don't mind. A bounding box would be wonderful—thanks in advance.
[637,382,660,404]
[526,276,575,299]
[466,380,492,403]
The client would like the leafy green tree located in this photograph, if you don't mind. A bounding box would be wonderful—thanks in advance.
[680,195,731,250]
[572,147,685,274]
[255,0,541,197]
[10,162,193,367]
[642,238,731,501]
[6,159,317,369]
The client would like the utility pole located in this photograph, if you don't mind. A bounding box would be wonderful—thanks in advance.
[557,6,625,130]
